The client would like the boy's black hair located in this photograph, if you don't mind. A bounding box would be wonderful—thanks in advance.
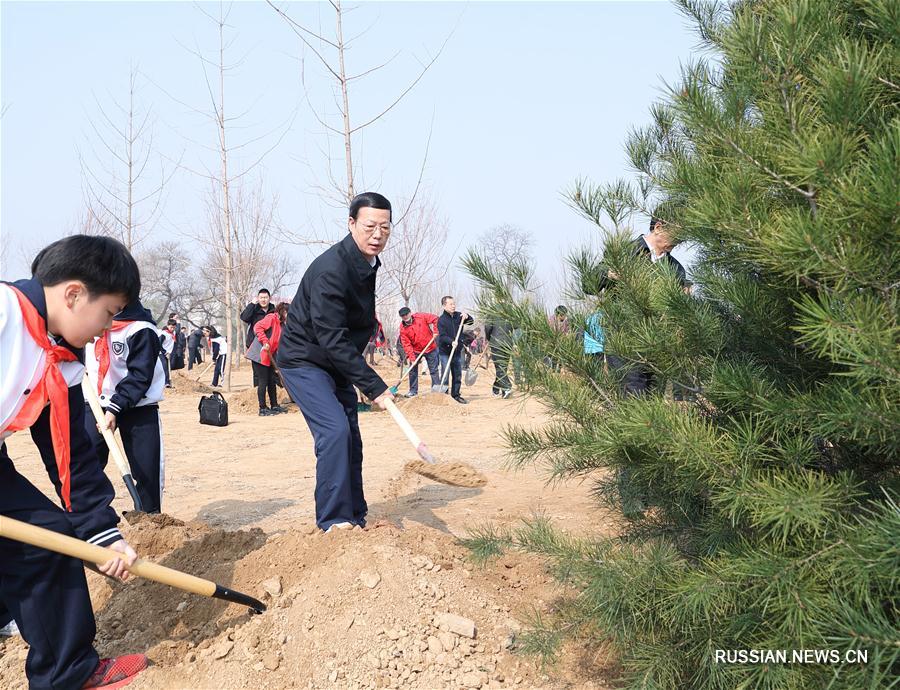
[398,307,411,317]
[258,288,271,296]
[349,192,392,221]
[167,319,177,327]
[31,235,140,303]
[441,295,454,306]
[555,305,568,316]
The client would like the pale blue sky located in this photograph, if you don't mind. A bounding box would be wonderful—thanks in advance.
[1,1,700,297]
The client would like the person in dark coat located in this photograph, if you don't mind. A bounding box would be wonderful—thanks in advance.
[437,296,474,404]
[276,192,394,533]
[241,289,276,387]
[582,215,686,396]
[484,317,514,398]
[187,327,204,369]
[240,289,276,348]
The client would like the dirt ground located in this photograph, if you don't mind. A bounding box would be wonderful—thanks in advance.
[0,358,616,689]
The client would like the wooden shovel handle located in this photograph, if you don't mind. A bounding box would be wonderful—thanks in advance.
[0,515,266,612]
[0,514,213,597]
[81,375,135,483]
[383,398,436,464]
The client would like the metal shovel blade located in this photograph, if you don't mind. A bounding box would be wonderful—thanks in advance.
[464,368,477,386]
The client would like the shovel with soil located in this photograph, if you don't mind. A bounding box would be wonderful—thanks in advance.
[382,398,486,488]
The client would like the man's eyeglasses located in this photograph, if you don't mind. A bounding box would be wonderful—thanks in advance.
[357,222,392,236]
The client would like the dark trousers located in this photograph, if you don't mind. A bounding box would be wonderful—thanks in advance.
[408,349,440,395]
[280,365,366,531]
[491,350,512,393]
[188,346,202,369]
[0,445,100,690]
[439,351,463,398]
[160,353,171,385]
[212,355,226,387]
[605,355,653,396]
[84,404,163,513]
[252,361,278,409]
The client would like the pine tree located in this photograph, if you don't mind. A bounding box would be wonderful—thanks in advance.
[463,1,899,688]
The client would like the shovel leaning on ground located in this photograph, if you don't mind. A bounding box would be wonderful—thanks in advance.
[433,318,466,394]
[0,515,267,614]
[389,332,437,395]
[82,374,144,512]
[464,348,488,387]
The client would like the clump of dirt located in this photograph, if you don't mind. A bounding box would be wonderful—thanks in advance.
[406,460,488,488]
[170,371,215,395]
[227,387,297,415]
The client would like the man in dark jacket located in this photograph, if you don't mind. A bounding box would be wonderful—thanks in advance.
[240,289,276,348]
[583,215,686,396]
[187,327,204,369]
[277,192,394,532]
[484,317,514,398]
[437,296,474,404]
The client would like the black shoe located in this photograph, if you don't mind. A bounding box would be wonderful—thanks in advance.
[452,396,468,405]
[269,405,287,414]
[259,408,275,416]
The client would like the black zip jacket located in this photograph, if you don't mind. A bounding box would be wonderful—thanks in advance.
[240,302,276,348]
[582,236,686,295]
[106,301,162,416]
[484,318,513,348]
[276,234,388,399]
[437,311,474,355]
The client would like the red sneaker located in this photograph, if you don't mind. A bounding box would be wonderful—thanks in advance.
[82,654,148,689]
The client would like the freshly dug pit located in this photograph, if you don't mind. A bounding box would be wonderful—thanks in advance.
[405,460,488,488]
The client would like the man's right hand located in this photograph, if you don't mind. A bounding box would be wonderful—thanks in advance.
[372,390,395,410]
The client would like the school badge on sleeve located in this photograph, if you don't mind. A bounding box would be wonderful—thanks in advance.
[112,341,126,357]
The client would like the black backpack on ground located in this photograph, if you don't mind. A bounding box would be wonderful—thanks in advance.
[198,392,229,427]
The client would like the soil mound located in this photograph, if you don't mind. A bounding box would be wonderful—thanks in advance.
[406,460,488,488]
[170,371,215,395]
[0,518,568,689]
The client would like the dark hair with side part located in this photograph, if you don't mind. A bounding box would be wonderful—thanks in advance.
[258,288,271,296]
[441,295,454,305]
[349,192,392,221]
[31,235,141,303]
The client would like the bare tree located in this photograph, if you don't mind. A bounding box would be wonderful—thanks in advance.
[377,193,449,307]
[79,68,176,252]
[201,179,295,364]
[478,224,535,272]
[137,240,217,326]
[161,2,293,389]
[268,0,452,240]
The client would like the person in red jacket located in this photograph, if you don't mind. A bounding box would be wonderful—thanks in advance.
[397,307,440,397]
[251,301,290,416]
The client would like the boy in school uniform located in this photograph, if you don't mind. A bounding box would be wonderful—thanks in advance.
[84,299,166,514]
[0,235,148,689]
